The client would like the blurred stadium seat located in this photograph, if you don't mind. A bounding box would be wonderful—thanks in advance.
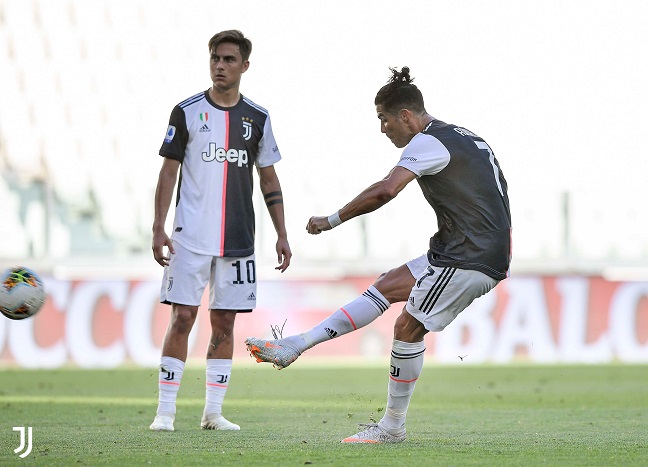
[0,0,646,274]
[0,176,30,258]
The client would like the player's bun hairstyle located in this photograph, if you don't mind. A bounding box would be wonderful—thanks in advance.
[208,30,252,61]
[374,66,425,115]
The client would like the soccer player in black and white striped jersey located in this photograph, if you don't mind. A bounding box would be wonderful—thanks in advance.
[246,67,511,444]
[150,30,292,433]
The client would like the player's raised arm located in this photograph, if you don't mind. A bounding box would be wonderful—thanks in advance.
[306,166,416,235]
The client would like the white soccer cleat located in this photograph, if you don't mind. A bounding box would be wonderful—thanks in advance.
[201,413,240,431]
[244,337,301,370]
[149,413,175,432]
[341,423,406,444]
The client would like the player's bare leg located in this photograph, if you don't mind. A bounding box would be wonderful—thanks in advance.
[161,304,199,360]
[245,263,415,369]
[202,309,240,430]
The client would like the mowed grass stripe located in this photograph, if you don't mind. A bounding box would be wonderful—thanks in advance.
[0,394,365,409]
[0,365,646,466]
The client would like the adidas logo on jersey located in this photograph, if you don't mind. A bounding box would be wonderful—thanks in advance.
[199,124,210,132]
[247,292,256,301]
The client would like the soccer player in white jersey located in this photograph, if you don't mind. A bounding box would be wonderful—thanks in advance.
[150,30,292,432]
[246,67,511,443]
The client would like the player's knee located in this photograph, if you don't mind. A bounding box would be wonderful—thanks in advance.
[170,306,197,334]
[374,267,412,304]
[393,310,427,342]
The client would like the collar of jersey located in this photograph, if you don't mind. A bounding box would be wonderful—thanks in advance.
[204,90,245,111]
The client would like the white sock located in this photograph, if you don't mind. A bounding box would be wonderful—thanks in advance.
[298,286,389,351]
[203,359,232,416]
[380,339,425,433]
[156,356,185,416]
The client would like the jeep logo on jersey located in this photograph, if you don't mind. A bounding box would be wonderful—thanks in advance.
[202,143,249,167]
[242,121,252,140]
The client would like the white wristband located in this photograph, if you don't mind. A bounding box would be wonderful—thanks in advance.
[327,211,342,228]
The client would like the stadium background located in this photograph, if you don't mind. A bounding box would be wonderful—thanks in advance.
[1,0,647,367]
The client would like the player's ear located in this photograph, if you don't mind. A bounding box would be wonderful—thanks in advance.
[242,60,250,73]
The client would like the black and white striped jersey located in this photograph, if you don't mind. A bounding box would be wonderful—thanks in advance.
[159,90,281,257]
[397,120,511,280]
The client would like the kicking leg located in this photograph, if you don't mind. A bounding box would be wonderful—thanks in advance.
[245,263,416,369]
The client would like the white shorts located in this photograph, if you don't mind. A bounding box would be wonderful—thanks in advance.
[160,241,256,311]
[405,254,498,332]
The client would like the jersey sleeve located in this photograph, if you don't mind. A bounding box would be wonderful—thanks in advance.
[159,105,189,162]
[397,133,451,177]
[255,114,282,168]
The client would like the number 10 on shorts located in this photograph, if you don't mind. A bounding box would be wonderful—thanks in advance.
[232,260,256,285]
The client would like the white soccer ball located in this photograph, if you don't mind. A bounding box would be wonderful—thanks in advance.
[0,267,46,320]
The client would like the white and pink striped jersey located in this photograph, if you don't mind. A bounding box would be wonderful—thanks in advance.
[159,90,281,257]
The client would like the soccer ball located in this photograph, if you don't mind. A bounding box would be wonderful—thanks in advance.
[0,267,46,320]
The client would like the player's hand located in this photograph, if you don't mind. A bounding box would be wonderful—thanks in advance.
[275,237,292,273]
[306,216,331,235]
[152,230,174,267]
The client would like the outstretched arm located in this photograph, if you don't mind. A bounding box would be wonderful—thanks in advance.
[258,165,292,272]
[306,166,416,234]
[152,158,180,266]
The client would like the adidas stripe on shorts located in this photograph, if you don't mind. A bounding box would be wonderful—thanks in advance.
[405,254,498,332]
[160,240,256,311]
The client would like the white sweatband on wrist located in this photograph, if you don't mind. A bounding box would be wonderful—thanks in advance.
[327,211,342,228]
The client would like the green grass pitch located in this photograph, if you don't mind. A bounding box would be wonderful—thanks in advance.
[0,363,646,465]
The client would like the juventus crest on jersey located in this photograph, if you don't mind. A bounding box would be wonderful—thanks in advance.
[159,91,281,257]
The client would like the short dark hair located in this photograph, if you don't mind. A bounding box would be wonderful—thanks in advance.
[374,67,425,115]
[208,30,252,61]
